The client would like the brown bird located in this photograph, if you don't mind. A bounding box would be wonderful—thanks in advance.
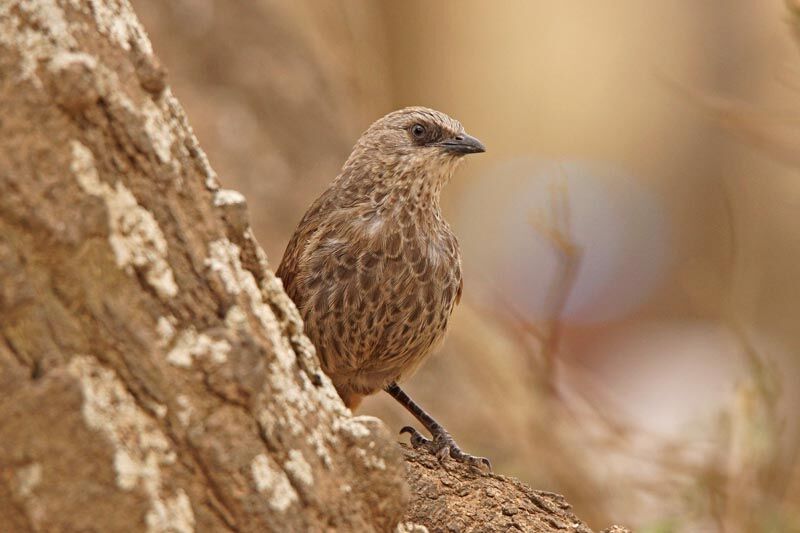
[277,107,489,468]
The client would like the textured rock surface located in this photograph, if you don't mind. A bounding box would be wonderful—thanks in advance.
[403,446,629,533]
[0,1,405,531]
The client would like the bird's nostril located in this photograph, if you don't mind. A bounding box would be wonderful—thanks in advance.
[455,135,465,141]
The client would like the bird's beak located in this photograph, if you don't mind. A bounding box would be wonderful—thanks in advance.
[438,133,486,155]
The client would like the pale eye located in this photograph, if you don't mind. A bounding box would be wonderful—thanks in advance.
[411,124,426,139]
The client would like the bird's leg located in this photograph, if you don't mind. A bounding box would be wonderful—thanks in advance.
[384,382,491,471]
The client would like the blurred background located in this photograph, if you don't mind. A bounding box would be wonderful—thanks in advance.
[133,1,800,531]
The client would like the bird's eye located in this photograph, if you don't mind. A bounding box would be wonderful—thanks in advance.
[411,124,426,139]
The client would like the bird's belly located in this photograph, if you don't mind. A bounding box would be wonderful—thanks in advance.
[304,255,461,396]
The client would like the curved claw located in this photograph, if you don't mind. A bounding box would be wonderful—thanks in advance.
[446,443,492,471]
[459,452,492,471]
[400,425,432,448]
[399,425,415,436]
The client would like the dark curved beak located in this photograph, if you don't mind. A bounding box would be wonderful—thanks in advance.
[438,133,486,155]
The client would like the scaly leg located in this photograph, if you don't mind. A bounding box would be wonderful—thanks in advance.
[385,382,491,470]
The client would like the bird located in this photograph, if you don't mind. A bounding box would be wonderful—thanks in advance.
[276,107,489,469]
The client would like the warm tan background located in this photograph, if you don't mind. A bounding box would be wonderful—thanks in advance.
[133,1,800,531]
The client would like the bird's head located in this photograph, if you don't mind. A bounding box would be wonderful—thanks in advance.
[341,107,485,198]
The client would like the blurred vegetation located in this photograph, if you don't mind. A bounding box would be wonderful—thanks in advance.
[134,1,800,531]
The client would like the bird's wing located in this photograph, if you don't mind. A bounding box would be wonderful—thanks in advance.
[275,232,303,302]
[275,194,330,303]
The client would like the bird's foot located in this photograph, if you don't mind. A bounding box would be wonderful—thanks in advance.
[400,425,491,471]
